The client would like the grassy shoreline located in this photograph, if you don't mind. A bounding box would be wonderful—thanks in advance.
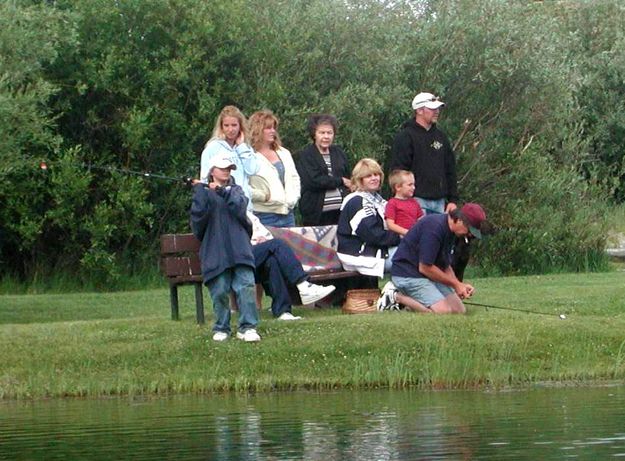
[1,272,624,400]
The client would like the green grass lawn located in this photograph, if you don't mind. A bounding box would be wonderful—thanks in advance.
[1,272,624,399]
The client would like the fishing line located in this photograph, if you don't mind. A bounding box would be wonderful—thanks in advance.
[39,161,194,185]
[464,301,567,319]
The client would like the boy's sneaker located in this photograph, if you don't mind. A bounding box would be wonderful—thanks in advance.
[278,312,302,321]
[298,282,336,305]
[212,331,229,342]
[236,329,261,342]
[377,281,400,311]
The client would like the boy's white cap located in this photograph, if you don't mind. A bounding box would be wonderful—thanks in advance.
[209,154,237,171]
[412,92,445,110]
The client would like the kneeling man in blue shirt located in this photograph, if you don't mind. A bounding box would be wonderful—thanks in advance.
[390,203,487,314]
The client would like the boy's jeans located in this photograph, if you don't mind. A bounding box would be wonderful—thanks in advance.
[207,266,258,333]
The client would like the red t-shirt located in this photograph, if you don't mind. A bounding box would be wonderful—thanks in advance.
[385,197,424,230]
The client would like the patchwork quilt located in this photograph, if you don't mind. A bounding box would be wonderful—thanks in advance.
[267,225,343,273]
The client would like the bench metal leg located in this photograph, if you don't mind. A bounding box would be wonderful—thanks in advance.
[256,284,263,310]
[194,282,205,324]
[170,284,180,320]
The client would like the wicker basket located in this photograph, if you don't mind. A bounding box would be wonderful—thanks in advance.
[341,288,381,314]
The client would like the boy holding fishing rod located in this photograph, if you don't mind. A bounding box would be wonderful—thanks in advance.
[190,154,261,342]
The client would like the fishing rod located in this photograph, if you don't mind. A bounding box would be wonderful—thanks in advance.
[464,301,567,320]
[39,161,195,186]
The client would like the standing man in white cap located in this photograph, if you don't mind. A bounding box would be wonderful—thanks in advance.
[389,92,459,215]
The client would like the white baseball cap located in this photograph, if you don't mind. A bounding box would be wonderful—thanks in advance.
[412,92,445,110]
[209,154,237,171]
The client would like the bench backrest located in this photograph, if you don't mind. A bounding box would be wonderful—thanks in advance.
[160,234,202,278]
[160,225,344,278]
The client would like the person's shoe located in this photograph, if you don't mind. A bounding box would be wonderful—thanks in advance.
[236,329,261,342]
[278,312,302,321]
[298,282,336,305]
[212,331,229,342]
[377,281,400,311]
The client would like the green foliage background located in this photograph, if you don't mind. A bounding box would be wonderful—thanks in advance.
[1,0,623,288]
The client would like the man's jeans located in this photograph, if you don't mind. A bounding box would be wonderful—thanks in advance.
[253,239,307,316]
[415,197,445,215]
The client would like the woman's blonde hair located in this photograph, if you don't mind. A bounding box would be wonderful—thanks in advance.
[207,105,247,145]
[351,158,384,192]
[249,109,282,151]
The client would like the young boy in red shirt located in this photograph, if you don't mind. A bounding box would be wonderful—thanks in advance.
[385,170,424,236]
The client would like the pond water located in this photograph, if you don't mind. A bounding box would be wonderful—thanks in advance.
[1,385,624,460]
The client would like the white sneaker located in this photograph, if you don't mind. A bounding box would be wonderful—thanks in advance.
[377,281,400,311]
[278,312,302,321]
[236,329,261,342]
[298,282,336,305]
[212,331,229,342]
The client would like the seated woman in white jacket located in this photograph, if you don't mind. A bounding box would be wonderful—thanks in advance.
[248,110,301,227]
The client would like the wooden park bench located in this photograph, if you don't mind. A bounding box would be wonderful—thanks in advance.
[160,233,205,324]
[160,225,359,324]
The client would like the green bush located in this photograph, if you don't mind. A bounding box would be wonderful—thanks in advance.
[474,145,608,275]
[0,0,620,289]
[561,2,625,200]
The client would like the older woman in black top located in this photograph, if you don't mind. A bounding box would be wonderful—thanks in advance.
[296,114,352,226]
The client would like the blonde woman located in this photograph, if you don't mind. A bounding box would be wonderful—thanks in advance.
[336,158,400,278]
[200,106,258,206]
[248,110,300,227]
[337,158,429,313]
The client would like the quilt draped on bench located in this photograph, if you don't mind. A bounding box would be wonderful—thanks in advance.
[267,225,343,273]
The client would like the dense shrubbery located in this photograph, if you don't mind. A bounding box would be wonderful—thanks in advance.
[0,0,621,289]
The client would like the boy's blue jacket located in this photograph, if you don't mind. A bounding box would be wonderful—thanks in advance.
[190,181,254,284]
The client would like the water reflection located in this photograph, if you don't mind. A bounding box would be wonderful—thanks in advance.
[1,386,624,460]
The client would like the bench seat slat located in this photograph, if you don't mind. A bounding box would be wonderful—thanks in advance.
[166,275,203,284]
[309,270,360,282]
